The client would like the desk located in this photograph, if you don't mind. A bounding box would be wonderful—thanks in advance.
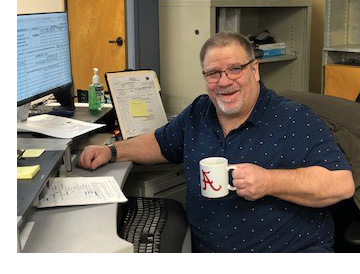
[21,160,134,253]
[17,138,73,225]
[17,105,135,252]
[18,105,113,170]
[18,137,73,171]
[17,150,64,226]
[71,105,113,124]
[34,104,113,124]
[17,106,188,252]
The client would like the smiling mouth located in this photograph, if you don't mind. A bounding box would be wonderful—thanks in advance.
[216,90,238,97]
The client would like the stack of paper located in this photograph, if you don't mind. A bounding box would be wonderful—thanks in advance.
[17,114,105,139]
[37,176,127,208]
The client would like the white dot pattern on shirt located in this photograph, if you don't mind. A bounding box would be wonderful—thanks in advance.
[156,90,349,252]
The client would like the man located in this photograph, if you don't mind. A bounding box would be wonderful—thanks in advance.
[79,32,355,252]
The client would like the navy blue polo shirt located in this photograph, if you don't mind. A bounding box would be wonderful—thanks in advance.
[155,82,351,252]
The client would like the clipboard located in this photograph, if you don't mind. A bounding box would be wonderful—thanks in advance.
[105,70,168,140]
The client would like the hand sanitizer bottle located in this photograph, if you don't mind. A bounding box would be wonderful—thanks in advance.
[89,68,104,110]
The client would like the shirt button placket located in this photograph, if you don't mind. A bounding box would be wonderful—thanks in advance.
[221,139,226,156]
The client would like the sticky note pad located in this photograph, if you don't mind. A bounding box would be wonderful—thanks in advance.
[129,100,149,117]
[22,149,45,158]
[17,165,40,180]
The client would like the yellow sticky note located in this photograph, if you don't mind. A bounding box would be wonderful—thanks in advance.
[129,100,149,117]
[22,149,45,158]
[17,165,40,180]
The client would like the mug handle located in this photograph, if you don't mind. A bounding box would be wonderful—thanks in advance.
[226,165,237,191]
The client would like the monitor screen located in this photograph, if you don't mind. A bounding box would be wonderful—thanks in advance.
[17,12,72,106]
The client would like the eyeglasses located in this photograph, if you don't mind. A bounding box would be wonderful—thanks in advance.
[202,60,254,83]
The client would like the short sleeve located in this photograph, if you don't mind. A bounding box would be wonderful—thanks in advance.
[154,105,190,164]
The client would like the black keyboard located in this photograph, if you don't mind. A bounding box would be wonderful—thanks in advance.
[117,197,188,253]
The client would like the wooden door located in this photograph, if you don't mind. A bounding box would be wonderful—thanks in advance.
[66,0,126,95]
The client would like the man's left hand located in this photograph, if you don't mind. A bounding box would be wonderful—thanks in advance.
[232,163,270,201]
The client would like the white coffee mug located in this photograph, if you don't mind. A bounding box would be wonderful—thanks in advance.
[199,157,237,198]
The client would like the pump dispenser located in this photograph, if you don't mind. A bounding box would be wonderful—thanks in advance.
[92,68,99,84]
[88,68,104,110]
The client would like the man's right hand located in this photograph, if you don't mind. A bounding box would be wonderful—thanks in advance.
[78,145,112,170]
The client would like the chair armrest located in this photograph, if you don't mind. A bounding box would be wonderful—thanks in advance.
[345,217,360,245]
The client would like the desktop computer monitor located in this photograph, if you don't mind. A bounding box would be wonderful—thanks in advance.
[17,12,74,120]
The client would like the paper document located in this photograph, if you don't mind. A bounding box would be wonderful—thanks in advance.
[106,70,168,140]
[17,114,105,139]
[38,176,127,208]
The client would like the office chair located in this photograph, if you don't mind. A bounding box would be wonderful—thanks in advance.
[277,90,360,252]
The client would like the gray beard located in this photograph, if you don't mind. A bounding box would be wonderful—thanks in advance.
[216,96,243,116]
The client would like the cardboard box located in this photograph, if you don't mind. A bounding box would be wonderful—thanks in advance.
[324,64,360,101]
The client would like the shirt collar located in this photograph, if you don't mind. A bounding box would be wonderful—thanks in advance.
[246,80,269,127]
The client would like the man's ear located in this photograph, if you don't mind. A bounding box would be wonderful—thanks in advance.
[251,60,260,82]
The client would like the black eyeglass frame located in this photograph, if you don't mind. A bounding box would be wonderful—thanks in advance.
[202,59,254,83]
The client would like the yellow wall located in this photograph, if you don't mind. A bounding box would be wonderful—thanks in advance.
[17,0,65,14]
[309,0,325,93]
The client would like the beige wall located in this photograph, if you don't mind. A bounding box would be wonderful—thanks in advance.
[309,0,325,93]
[17,0,325,93]
[17,0,65,14]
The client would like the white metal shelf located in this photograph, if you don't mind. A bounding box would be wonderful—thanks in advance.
[324,43,360,53]
[321,0,360,94]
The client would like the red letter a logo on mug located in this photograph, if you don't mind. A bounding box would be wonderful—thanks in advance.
[201,170,222,191]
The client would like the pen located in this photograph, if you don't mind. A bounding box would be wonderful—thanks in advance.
[17,149,25,160]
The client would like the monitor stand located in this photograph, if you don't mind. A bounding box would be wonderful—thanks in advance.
[26,106,75,118]
[18,102,75,120]
[17,103,31,123]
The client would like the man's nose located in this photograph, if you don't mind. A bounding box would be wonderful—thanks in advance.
[217,72,233,87]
